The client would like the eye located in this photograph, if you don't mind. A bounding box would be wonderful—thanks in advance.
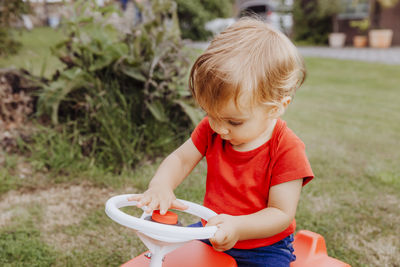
[228,120,243,126]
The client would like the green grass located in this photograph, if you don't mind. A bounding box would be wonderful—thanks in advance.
[0,27,63,78]
[0,154,20,194]
[284,58,400,266]
[1,32,400,266]
[0,204,56,266]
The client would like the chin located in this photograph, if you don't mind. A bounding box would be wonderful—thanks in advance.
[229,140,242,146]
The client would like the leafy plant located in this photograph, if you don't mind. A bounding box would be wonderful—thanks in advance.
[350,19,370,34]
[317,0,344,33]
[0,0,29,56]
[36,0,201,171]
[27,124,90,173]
[292,0,332,45]
[174,0,234,40]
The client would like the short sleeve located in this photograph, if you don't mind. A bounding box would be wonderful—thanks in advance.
[270,128,314,187]
[191,117,212,156]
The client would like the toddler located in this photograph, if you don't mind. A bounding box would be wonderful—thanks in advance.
[129,18,314,267]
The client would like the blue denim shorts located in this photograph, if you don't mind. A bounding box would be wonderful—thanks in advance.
[189,222,296,267]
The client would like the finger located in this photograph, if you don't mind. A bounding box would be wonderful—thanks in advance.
[137,195,151,208]
[146,198,159,214]
[171,199,188,211]
[210,228,224,246]
[212,245,224,252]
[159,200,171,215]
[206,216,223,226]
[210,238,229,252]
[210,239,226,252]
[214,244,229,252]
[127,194,143,201]
[212,243,228,252]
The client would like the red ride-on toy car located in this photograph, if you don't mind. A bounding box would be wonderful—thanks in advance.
[105,194,350,267]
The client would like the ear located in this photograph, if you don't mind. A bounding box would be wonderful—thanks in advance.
[269,96,292,118]
[281,96,292,109]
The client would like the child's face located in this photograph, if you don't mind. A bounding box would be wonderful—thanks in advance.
[205,99,276,151]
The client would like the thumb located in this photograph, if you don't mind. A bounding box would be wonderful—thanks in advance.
[209,228,226,251]
[127,194,142,202]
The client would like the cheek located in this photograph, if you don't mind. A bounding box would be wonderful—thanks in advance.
[231,127,250,139]
[208,118,217,131]
[235,123,260,139]
[209,119,229,134]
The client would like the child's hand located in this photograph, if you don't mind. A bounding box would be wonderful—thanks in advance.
[206,214,240,252]
[127,186,188,215]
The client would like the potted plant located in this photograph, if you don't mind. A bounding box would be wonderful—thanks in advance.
[329,31,346,48]
[350,19,369,47]
[368,0,399,48]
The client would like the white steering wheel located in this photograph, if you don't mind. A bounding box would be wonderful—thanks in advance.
[105,194,218,243]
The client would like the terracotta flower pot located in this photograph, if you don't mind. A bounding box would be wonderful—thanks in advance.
[368,29,393,48]
[353,35,367,48]
[329,33,346,48]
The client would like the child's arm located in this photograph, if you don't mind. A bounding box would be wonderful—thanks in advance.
[128,138,203,215]
[206,179,303,251]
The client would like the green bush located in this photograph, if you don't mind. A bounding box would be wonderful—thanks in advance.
[175,0,234,40]
[0,28,22,56]
[36,0,202,171]
[27,125,91,173]
[292,0,332,45]
[0,0,29,56]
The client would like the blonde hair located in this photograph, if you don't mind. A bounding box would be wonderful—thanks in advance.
[189,17,306,117]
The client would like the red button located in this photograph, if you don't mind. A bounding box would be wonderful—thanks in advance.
[151,210,178,225]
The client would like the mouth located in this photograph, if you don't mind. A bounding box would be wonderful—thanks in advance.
[221,136,240,146]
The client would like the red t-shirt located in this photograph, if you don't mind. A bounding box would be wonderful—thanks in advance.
[191,117,314,249]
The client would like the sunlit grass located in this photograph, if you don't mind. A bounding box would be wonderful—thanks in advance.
[285,58,400,266]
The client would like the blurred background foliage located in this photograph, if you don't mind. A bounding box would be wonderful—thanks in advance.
[1,0,397,172]
[0,0,372,175]
[0,0,29,56]
[28,0,202,172]
[292,0,336,45]
[174,0,234,40]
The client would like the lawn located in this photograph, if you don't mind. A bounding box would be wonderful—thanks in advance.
[1,28,399,266]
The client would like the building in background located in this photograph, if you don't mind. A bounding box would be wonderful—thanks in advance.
[235,0,294,35]
[335,0,400,45]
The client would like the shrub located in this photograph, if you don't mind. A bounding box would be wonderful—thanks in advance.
[292,0,332,45]
[0,0,29,56]
[175,0,234,40]
[36,0,202,171]
[0,28,22,56]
